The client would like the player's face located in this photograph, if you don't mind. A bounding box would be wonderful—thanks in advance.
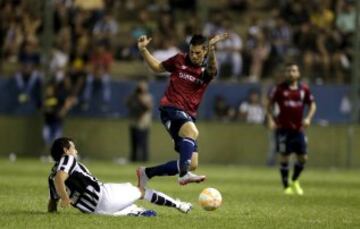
[189,45,207,66]
[285,65,300,82]
[65,141,78,158]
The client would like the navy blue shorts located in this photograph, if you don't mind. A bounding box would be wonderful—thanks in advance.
[275,129,307,155]
[159,106,197,153]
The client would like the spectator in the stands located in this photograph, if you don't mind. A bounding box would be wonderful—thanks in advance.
[93,10,119,46]
[215,16,243,81]
[238,89,265,124]
[7,62,43,113]
[213,95,236,122]
[82,66,111,112]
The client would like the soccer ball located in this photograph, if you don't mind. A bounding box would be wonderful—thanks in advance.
[198,187,222,211]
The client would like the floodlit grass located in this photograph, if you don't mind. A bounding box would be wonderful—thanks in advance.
[0,159,359,229]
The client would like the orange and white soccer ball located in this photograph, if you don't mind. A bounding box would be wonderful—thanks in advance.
[198,187,222,211]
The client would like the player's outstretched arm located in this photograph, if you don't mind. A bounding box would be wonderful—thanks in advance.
[138,35,166,73]
[303,101,317,127]
[54,171,72,208]
[206,33,229,77]
[266,101,277,130]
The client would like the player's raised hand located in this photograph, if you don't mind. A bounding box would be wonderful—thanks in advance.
[138,35,152,50]
[209,33,229,47]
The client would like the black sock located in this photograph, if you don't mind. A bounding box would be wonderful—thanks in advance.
[280,162,289,188]
[144,189,177,208]
[144,160,179,179]
[292,161,305,181]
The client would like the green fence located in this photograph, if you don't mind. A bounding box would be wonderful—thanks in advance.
[0,116,359,167]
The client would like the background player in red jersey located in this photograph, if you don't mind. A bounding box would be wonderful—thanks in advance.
[136,33,229,187]
[267,63,317,195]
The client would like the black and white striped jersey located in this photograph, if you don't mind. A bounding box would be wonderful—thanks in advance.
[48,155,102,213]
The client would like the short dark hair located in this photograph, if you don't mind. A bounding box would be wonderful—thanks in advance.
[50,137,73,162]
[190,34,207,46]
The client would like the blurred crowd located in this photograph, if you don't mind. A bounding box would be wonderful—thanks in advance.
[0,0,357,120]
[0,0,357,86]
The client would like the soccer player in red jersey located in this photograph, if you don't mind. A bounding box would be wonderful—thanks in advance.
[136,33,229,187]
[267,63,317,195]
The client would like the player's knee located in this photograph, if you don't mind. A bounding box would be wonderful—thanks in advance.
[192,128,199,139]
[184,127,199,139]
[179,122,199,139]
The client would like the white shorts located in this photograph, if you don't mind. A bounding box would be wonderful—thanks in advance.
[94,183,144,216]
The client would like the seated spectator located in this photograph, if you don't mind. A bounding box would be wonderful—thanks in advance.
[270,14,292,63]
[336,0,356,35]
[310,3,334,31]
[213,95,236,122]
[18,40,41,67]
[247,29,271,82]
[2,20,24,63]
[50,45,69,83]
[91,42,113,74]
[6,62,43,114]
[157,10,176,37]
[82,67,111,112]
[93,11,118,46]
[215,17,243,81]
[294,23,321,81]
[238,89,265,124]
[126,9,153,60]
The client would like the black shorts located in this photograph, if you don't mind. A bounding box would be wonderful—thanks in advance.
[159,106,198,153]
[275,129,307,155]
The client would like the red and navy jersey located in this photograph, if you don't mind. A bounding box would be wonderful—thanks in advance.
[160,53,214,117]
[269,81,315,131]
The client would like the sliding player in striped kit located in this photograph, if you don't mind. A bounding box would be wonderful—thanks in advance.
[47,137,191,216]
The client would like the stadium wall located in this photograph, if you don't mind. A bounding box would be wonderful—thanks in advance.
[0,116,359,167]
[0,79,352,123]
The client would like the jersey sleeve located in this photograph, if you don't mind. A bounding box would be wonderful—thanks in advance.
[268,86,280,104]
[304,86,315,105]
[161,54,179,73]
[57,155,77,175]
[201,68,217,83]
[78,163,91,174]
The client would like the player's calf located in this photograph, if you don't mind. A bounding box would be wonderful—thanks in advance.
[136,167,149,190]
[144,188,192,214]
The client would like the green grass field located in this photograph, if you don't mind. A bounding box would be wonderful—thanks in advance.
[0,159,359,229]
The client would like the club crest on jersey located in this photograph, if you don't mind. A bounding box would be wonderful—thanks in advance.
[180,65,187,70]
